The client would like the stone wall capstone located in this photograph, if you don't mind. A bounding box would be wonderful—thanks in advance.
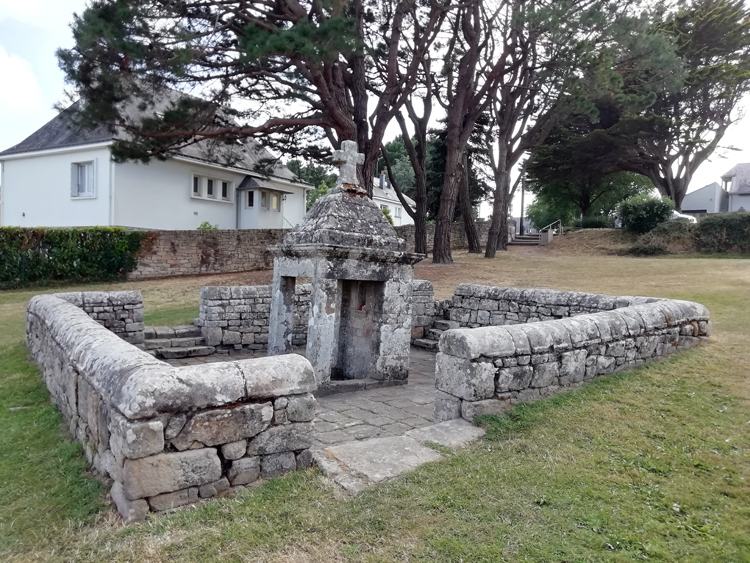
[432,286,711,423]
[26,293,317,523]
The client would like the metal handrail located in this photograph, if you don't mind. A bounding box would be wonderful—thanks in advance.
[539,219,564,235]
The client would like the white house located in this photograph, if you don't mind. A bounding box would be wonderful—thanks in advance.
[681,182,729,216]
[371,172,415,227]
[720,163,750,213]
[0,110,309,230]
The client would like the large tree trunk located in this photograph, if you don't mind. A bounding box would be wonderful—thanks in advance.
[459,153,481,253]
[433,136,464,264]
[485,145,510,258]
[413,175,428,255]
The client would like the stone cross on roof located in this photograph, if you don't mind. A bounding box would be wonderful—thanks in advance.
[332,140,364,188]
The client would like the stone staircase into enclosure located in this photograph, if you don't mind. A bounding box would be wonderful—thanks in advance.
[412,319,460,351]
[508,233,542,246]
[143,325,215,359]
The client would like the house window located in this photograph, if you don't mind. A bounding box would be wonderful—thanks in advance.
[271,193,280,211]
[261,191,268,209]
[71,161,95,198]
[394,207,402,218]
[192,175,232,202]
[380,204,388,211]
[247,190,255,207]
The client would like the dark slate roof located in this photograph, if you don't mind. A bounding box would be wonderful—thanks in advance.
[0,108,113,156]
[283,186,405,251]
[0,105,298,183]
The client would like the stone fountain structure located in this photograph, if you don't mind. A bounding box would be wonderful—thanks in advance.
[267,141,424,386]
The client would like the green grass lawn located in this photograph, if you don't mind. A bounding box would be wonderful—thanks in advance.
[0,255,748,562]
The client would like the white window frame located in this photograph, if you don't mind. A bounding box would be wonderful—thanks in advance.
[191,174,233,203]
[246,190,255,208]
[394,206,402,218]
[71,161,96,199]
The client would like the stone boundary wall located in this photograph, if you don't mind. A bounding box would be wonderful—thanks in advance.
[197,284,311,349]
[128,229,288,280]
[394,221,515,253]
[26,294,317,523]
[54,290,145,348]
[433,288,711,423]
[198,280,435,349]
[127,224,513,281]
[411,280,437,339]
[444,284,661,327]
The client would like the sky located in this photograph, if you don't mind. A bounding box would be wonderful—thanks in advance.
[1,0,748,212]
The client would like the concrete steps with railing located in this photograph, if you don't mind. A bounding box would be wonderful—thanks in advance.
[143,325,215,359]
[508,233,542,246]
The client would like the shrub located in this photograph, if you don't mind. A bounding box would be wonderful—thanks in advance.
[197,221,218,230]
[382,207,394,226]
[693,212,750,254]
[0,227,149,288]
[626,242,668,256]
[573,216,614,229]
[618,194,674,233]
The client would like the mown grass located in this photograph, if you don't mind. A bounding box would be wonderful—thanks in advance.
[0,255,748,562]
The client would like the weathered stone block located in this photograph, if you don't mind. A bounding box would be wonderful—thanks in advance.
[246,423,313,455]
[434,389,462,422]
[559,349,587,384]
[227,456,260,485]
[220,439,248,460]
[435,353,495,402]
[496,366,533,392]
[296,449,314,470]
[261,452,296,478]
[111,482,149,524]
[461,398,508,421]
[148,487,199,511]
[286,393,317,422]
[122,448,222,500]
[171,403,272,450]
[237,354,316,398]
[109,412,164,460]
[531,362,559,388]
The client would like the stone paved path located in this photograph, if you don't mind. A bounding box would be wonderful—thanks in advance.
[167,347,438,448]
[167,347,486,492]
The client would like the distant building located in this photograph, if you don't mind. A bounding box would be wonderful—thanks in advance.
[371,172,415,226]
[0,107,309,230]
[720,163,750,213]
[681,182,728,216]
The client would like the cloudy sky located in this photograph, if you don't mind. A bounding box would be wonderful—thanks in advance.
[1,1,748,197]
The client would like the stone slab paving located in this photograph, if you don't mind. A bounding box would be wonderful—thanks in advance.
[166,346,487,491]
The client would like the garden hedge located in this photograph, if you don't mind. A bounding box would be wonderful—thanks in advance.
[0,227,151,288]
[693,213,750,254]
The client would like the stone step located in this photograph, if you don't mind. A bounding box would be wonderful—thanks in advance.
[412,338,438,351]
[169,336,204,348]
[144,338,172,351]
[433,320,460,331]
[157,346,215,359]
[144,325,202,340]
[426,328,445,341]
[508,240,540,246]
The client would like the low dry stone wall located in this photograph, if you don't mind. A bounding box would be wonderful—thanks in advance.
[445,284,662,327]
[55,290,145,347]
[433,286,711,422]
[198,281,434,350]
[27,293,317,523]
[411,280,437,339]
[128,229,287,280]
[197,284,311,350]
